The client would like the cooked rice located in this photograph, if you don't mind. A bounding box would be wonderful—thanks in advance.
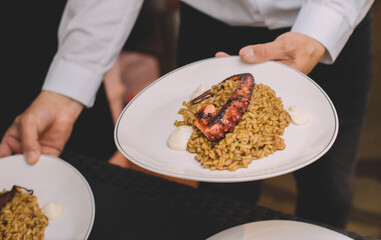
[0,187,48,240]
[174,79,291,171]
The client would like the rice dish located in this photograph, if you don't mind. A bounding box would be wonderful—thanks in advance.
[174,78,291,171]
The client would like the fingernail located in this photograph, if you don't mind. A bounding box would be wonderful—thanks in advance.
[25,151,36,164]
[242,48,255,58]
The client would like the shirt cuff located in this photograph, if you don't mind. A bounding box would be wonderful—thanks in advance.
[291,2,351,64]
[42,56,104,108]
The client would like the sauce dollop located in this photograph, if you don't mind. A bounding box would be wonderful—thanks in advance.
[288,105,310,125]
[42,202,64,220]
[190,84,209,99]
[167,126,193,151]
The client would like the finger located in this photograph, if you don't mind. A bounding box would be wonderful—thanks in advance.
[19,116,41,164]
[0,137,23,156]
[215,52,230,58]
[0,137,14,158]
[41,146,61,157]
[0,141,12,158]
[0,125,23,158]
[239,41,287,64]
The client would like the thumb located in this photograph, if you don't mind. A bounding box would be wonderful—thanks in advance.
[239,42,284,64]
[20,117,41,164]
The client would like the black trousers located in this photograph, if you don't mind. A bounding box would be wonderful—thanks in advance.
[177,3,373,228]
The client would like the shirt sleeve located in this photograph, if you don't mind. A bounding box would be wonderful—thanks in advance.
[291,0,374,64]
[42,0,144,107]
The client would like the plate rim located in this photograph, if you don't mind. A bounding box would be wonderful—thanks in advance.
[114,56,339,182]
[0,154,95,239]
[207,219,352,239]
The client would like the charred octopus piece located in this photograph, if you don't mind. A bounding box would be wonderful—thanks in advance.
[193,73,255,141]
[0,186,33,211]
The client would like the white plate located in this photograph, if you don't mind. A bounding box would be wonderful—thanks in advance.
[115,56,338,182]
[207,220,352,240]
[0,154,95,239]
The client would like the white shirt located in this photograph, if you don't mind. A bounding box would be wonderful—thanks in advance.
[42,0,374,107]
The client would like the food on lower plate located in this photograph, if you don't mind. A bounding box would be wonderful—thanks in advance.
[174,73,291,171]
[0,186,49,240]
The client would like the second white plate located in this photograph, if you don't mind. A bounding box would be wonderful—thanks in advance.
[0,154,95,239]
[207,220,352,240]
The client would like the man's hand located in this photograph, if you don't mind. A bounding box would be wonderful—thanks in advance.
[0,91,84,164]
[216,32,326,75]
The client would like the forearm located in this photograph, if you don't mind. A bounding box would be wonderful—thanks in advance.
[291,0,374,64]
[43,0,144,107]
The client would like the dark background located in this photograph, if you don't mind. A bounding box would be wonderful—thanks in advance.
[1,1,380,237]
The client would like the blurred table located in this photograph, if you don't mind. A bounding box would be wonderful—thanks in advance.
[60,151,379,240]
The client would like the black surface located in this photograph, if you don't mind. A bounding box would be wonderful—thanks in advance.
[60,151,380,240]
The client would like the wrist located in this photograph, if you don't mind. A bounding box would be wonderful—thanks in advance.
[38,90,84,121]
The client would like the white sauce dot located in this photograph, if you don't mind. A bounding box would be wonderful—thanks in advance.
[42,202,64,220]
[288,105,310,125]
[191,84,209,99]
[167,126,193,151]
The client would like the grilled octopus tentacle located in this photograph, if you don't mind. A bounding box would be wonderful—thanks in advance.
[190,74,244,105]
[193,73,255,141]
[0,186,34,211]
